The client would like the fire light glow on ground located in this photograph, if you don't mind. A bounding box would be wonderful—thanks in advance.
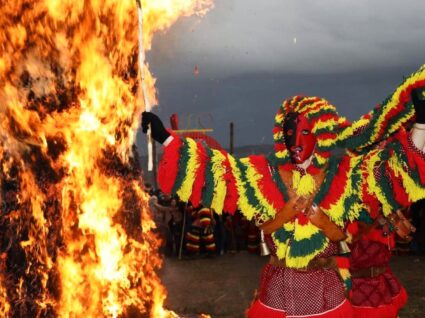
[0,0,213,317]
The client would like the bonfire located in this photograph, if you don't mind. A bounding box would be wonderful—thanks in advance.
[0,0,212,317]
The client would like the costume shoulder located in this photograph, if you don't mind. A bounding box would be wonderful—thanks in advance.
[313,154,364,226]
[337,64,425,150]
[313,64,425,222]
[314,128,425,226]
[358,129,425,216]
[157,135,286,219]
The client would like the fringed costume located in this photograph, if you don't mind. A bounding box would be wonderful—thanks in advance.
[186,206,216,254]
[148,65,425,317]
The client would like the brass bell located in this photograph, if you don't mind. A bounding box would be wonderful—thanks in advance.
[339,241,351,255]
[259,230,271,256]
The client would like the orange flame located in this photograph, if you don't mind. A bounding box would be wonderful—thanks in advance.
[0,0,213,317]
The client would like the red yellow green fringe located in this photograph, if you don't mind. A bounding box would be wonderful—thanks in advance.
[158,64,425,269]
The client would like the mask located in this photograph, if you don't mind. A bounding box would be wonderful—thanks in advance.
[283,112,317,164]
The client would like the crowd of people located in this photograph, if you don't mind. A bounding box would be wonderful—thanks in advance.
[144,183,261,258]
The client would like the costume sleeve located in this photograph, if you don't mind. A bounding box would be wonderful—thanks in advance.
[313,154,365,227]
[157,135,286,220]
[359,129,425,216]
[314,129,425,224]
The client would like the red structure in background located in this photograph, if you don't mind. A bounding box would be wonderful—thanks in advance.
[180,132,223,151]
[170,113,179,130]
[170,113,223,151]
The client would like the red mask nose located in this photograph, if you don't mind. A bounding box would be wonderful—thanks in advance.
[283,112,317,164]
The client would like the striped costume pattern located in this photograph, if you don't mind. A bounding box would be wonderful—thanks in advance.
[185,207,216,253]
[159,65,425,269]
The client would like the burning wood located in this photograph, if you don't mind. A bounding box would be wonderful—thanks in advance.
[0,0,213,317]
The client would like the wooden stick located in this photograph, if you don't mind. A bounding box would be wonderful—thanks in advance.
[136,0,154,171]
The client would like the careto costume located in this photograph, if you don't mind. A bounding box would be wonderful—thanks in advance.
[186,206,216,254]
[143,65,425,317]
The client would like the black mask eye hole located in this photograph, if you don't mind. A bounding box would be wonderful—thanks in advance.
[286,129,293,136]
[301,129,310,135]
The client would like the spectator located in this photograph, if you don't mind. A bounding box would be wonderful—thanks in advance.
[151,196,181,256]
[213,213,225,255]
[223,214,237,253]
[185,205,216,256]
[143,182,154,196]
[246,220,260,254]
[168,198,184,256]
[145,188,169,254]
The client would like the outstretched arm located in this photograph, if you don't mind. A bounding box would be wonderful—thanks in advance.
[141,112,172,145]
[141,112,286,219]
[343,88,425,219]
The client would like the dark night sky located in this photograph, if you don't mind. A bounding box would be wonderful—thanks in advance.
[136,0,425,154]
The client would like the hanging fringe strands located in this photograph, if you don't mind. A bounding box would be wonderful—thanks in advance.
[176,138,200,202]
[157,64,425,270]
[221,151,239,215]
[335,256,352,293]
[209,148,227,213]
[157,133,183,194]
[228,155,261,220]
[188,141,208,208]
[241,156,279,219]
[339,65,425,151]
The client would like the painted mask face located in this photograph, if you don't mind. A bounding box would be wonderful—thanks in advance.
[283,112,317,164]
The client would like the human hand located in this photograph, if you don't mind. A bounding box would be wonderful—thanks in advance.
[141,111,171,144]
[293,196,310,213]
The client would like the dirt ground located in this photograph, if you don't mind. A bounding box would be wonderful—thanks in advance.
[159,252,425,318]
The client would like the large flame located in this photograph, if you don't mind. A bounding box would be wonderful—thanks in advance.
[0,0,213,317]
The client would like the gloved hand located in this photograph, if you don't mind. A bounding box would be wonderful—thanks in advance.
[411,88,425,124]
[141,111,171,144]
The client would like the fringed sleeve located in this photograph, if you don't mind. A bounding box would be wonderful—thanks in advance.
[314,127,425,225]
[313,154,365,226]
[314,64,425,223]
[359,129,425,216]
[339,65,425,151]
[157,136,286,218]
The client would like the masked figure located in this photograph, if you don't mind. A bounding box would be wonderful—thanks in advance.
[186,206,216,254]
[142,65,425,318]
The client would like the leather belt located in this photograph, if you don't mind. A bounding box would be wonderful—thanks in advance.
[350,266,387,278]
[269,255,288,268]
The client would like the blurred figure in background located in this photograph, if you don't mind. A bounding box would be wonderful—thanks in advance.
[185,205,216,256]
[246,220,260,254]
[213,213,226,255]
[223,214,237,253]
[151,195,181,256]
[144,185,169,254]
